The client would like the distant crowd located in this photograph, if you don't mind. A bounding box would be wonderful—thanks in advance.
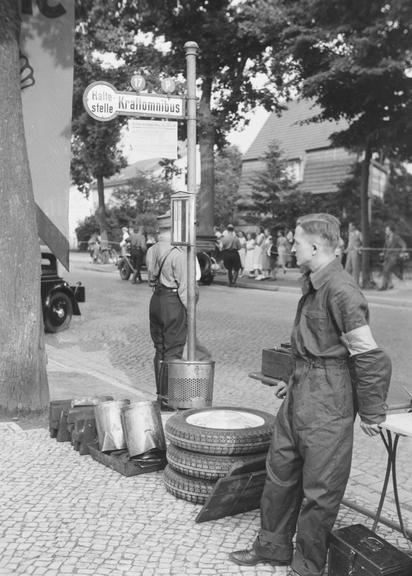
[214,222,409,291]
[214,225,295,283]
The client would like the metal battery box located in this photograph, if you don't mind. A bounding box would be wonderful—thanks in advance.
[261,343,293,382]
[328,524,412,576]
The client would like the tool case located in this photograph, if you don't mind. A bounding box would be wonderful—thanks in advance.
[328,524,412,576]
[261,343,293,382]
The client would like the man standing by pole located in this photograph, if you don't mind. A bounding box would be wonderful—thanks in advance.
[230,213,391,576]
[146,213,188,410]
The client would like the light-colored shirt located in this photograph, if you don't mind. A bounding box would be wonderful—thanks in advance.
[146,236,201,308]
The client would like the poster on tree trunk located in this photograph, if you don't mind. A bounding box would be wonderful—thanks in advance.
[19,0,75,270]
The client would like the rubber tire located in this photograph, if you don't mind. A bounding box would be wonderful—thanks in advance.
[163,464,215,504]
[166,444,266,480]
[197,251,214,285]
[165,407,275,456]
[119,261,132,280]
[44,292,73,333]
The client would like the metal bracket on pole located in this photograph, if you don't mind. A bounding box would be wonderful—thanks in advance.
[185,41,199,362]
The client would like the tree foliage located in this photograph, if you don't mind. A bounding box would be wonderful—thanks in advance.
[213,146,243,227]
[261,0,412,160]
[244,142,302,227]
[116,0,285,237]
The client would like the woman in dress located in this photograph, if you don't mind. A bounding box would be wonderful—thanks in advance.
[253,226,265,279]
[245,232,256,277]
[237,230,247,277]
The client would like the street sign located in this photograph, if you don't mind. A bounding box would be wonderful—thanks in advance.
[83,81,185,122]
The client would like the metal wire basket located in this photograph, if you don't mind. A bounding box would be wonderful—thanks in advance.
[167,359,215,409]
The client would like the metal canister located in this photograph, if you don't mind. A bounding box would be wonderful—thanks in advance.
[121,401,166,458]
[94,399,130,452]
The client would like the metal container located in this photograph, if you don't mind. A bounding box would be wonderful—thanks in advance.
[168,359,215,409]
[94,399,130,452]
[121,401,166,458]
[328,524,412,576]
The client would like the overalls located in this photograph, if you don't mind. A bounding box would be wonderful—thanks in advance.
[254,260,369,576]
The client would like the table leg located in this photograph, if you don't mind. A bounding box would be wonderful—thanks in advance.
[373,430,410,541]
[372,430,393,532]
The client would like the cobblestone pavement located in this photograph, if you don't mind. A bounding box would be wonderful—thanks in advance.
[0,253,411,575]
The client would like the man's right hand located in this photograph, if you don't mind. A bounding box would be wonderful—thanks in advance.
[274,380,288,399]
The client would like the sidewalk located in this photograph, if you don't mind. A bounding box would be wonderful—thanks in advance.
[213,267,412,307]
[0,258,411,575]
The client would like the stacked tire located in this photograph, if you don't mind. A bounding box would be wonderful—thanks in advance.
[163,406,275,504]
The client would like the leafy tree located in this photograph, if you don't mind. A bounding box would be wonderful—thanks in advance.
[118,0,285,242]
[72,1,173,246]
[256,0,412,286]
[214,146,243,227]
[0,1,48,414]
[111,172,173,218]
[71,3,130,247]
[243,142,302,228]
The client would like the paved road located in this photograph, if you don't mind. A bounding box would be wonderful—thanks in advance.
[0,252,411,576]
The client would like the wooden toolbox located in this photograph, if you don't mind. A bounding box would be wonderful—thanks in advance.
[328,524,412,576]
[261,343,293,382]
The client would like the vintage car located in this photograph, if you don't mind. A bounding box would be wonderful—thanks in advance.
[41,252,85,333]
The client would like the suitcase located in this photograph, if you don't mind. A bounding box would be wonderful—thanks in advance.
[328,524,412,576]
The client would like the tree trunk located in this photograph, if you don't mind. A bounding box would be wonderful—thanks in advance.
[96,175,108,247]
[0,1,49,415]
[360,143,374,289]
[197,78,215,247]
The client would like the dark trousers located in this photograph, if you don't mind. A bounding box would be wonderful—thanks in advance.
[254,360,354,576]
[221,249,241,285]
[131,248,145,282]
[149,287,187,398]
[381,256,401,289]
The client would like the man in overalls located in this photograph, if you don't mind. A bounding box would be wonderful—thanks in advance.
[230,213,391,576]
[146,213,188,409]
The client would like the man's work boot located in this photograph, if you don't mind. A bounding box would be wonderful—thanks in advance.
[229,549,289,567]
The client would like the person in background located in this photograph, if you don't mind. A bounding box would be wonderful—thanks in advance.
[379,224,407,291]
[119,226,130,257]
[260,228,272,280]
[334,235,345,263]
[220,224,242,286]
[146,213,188,410]
[286,229,296,267]
[253,226,265,280]
[275,230,289,274]
[345,222,363,285]
[88,232,100,263]
[237,230,247,277]
[230,213,391,576]
[245,232,256,278]
[129,225,147,284]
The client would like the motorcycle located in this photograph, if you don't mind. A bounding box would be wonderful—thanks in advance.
[117,249,217,285]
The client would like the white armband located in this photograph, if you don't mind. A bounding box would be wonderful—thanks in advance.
[341,325,377,356]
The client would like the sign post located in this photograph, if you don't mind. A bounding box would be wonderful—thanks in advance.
[184,42,199,362]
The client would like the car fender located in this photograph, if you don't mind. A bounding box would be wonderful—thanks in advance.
[45,282,81,316]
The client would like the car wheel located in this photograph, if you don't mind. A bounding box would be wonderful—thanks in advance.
[166,444,264,480]
[163,464,215,504]
[119,261,132,280]
[44,291,73,333]
[165,407,275,456]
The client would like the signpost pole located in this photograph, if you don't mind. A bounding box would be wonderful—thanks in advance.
[185,41,198,362]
